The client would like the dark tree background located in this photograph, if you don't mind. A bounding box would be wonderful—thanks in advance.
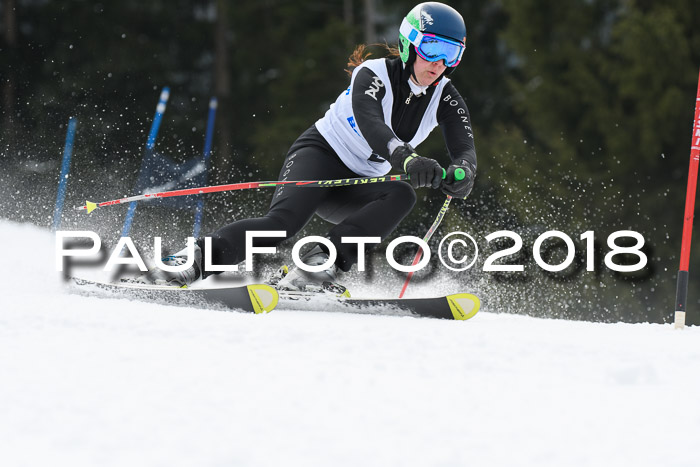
[1,0,699,323]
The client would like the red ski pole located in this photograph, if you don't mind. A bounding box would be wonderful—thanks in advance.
[674,68,700,329]
[76,174,409,214]
[399,195,452,298]
[398,168,467,298]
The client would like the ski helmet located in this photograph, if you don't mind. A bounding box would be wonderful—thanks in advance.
[398,2,466,75]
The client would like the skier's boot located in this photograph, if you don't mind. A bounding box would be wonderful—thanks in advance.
[274,245,350,297]
[265,265,290,288]
[132,243,203,287]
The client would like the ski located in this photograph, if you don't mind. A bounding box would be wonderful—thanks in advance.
[68,278,479,320]
[69,277,278,314]
[277,291,481,320]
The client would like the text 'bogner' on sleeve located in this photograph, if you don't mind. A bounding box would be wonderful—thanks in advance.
[437,82,477,169]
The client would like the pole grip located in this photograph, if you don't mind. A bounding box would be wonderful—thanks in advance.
[441,167,466,181]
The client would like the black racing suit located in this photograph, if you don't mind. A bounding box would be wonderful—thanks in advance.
[202,57,476,275]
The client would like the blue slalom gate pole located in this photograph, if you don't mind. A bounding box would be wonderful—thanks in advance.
[192,97,218,238]
[52,117,78,232]
[120,87,170,238]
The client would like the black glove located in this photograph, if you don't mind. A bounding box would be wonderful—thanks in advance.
[389,143,443,189]
[441,159,476,199]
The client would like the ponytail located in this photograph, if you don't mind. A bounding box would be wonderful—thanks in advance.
[345,43,400,76]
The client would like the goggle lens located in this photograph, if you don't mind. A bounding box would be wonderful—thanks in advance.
[416,35,464,67]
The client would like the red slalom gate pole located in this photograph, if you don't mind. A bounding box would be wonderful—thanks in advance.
[674,68,700,329]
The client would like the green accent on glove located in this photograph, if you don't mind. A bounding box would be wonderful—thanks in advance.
[403,153,418,173]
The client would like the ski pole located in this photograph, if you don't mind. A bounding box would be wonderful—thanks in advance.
[398,168,466,298]
[76,167,464,214]
[76,174,411,213]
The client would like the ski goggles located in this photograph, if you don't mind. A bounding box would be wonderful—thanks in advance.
[400,18,465,67]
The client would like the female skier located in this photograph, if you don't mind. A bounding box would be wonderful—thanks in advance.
[142,2,477,293]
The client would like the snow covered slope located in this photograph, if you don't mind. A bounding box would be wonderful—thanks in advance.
[1,220,699,467]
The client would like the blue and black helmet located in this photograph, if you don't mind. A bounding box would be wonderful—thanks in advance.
[398,2,466,75]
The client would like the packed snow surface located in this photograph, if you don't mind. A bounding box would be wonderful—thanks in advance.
[1,220,699,467]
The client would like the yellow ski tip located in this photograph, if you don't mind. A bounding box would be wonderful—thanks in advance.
[247,284,279,314]
[446,293,481,320]
[85,201,98,214]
